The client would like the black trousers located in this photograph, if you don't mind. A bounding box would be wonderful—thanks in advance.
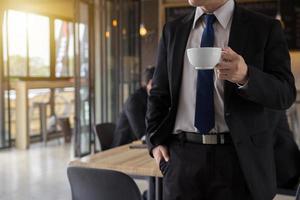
[159,140,252,200]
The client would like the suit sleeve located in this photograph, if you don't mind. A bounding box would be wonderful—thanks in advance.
[146,24,171,154]
[238,20,296,109]
[125,97,146,139]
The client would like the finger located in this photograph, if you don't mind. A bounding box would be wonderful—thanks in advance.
[217,69,232,74]
[217,65,232,73]
[222,47,239,61]
[218,74,228,80]
[217,61,233,70]
[223,47,237,55]
[221,51,237,61]
[152,148,162,164]
[154,154,162,165]
[222,47,232,55]
[161,147,170,162]
[216,68,228,75]
[222,47,231,52]
[218,71,234,80]
[218,74,232,81]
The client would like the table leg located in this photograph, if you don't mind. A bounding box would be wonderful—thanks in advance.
[155,177,162,200]
[148,177,155,200]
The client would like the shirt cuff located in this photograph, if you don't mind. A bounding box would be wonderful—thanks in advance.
[236,80,249,89]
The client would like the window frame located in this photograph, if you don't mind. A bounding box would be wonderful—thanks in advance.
[3,8,75,80]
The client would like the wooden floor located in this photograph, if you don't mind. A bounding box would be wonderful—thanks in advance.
[0,140,294,200]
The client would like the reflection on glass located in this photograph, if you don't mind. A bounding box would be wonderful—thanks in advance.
[79,23,89,78]
[78,2,90,155]
[2,90,11,146]
[28,89,51,136]
[102,0,141,123]
[7,10,27,77]
[55,20,75,77]
[3,12,8,77]
[5,90,16,139]
[28,14,50,77]
[105,1,114,121]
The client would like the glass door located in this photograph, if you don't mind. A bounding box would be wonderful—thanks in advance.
[98,0,141,123]
[74,0,94,157]
[0,8,11,149]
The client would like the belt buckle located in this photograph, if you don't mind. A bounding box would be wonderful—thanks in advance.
[220,134,225,144]
[202,134,218,144]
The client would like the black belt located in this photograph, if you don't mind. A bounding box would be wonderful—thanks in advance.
[173,131,232,145]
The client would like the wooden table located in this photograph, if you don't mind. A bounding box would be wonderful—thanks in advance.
[69,143,295,200]
[69,143,163,200]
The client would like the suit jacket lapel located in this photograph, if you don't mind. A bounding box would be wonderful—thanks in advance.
[224,5,249,110]
[171,10,195,104]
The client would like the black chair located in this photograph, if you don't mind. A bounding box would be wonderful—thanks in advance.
[67,167,141,200]
[93,123,115,151]
[57,117,72,143]
[296,183,300,200]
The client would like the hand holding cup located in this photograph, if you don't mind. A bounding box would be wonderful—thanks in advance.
[216,47,248,85]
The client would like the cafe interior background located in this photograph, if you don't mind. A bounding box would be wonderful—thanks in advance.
[0,0,299,199]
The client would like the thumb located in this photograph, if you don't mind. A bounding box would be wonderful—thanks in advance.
[161,147,170,162]
[154,154,161,164]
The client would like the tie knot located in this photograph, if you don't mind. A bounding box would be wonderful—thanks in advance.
[204,14,216,26]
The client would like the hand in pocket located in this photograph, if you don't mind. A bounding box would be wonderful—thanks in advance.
[152,145,169,166]
[159,158,169,175]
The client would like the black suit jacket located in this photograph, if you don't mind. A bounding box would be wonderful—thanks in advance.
[112,87,147,147]
[273,112,300,188]
[146,4,296,200]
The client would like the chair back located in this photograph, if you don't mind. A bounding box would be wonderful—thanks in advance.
[67,167,141,200]
[93,123,115,150]
[57,117,72,143]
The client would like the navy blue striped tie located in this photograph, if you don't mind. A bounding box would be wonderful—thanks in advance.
[194,14,216,134]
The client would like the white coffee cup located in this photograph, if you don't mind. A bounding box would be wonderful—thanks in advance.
[187,47,222,70]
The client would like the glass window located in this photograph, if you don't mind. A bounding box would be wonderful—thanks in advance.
[3,11,8,77]
[7,10,27,77]
[28,14,50,77]
[28,89,51,136]
[1,90,11,147]
[5,90,16,139]
[100,0,141,123]
[55,20,75,77]
[2,10,76,147]
[5,10,52,77]
[3,10,75,78]
[77,2,91,156]
[55,87,75,127]
[79,23,89,78]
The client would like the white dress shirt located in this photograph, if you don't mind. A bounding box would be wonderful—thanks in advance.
[173,0,234,134]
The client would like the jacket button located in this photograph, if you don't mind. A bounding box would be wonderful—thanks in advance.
[225,112,231,117]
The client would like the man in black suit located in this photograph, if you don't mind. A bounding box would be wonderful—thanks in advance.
[265,109,300,189]
[146,0,296,200]
[112,66,155,147]
[273,112,300,189]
